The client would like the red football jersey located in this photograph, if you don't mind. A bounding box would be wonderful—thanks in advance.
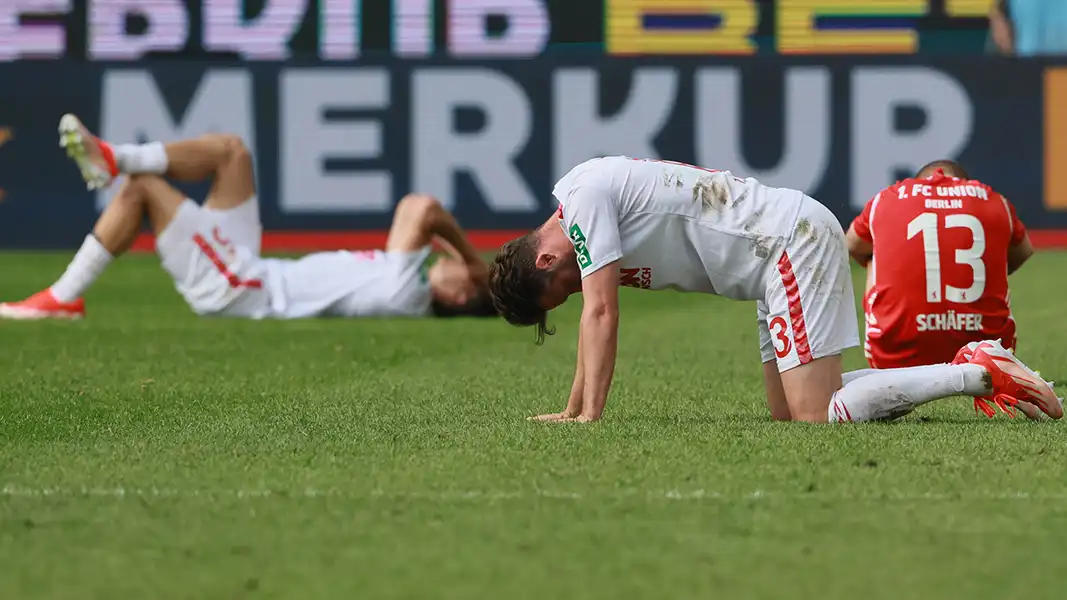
[851,170,1026,369]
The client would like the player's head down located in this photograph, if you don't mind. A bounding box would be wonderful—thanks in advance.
[428,257,497,318]
[916,159,969,180]
[489,227,582,344]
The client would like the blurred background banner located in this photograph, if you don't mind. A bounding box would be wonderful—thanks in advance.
[1,0,997,62]
[3,1,1067,249]
[1,56,1066,249]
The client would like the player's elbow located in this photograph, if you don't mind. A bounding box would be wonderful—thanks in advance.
[845,237,872,267]
[1008,243,1034,274]
[583,301,619,325]
[849,250,872,268]
[395,193,445,228]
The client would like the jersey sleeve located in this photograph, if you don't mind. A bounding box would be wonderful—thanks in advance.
[558,184,623,278]
[850,192,880,243]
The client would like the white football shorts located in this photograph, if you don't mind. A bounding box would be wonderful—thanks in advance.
[155,198,272,318]
[757,196,860,372]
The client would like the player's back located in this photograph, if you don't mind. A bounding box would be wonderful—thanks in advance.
[261,249,432,318]
[555,156,808,299]
[862,172,1019,367]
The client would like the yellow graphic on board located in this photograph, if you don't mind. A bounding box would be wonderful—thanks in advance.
[605,0,935,55]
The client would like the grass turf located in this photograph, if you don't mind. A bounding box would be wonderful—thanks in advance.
[1,251,1065,599]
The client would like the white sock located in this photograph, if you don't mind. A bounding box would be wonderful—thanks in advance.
[50,234,113,302]
[842,364,960,386]
[842,368,878,385]
[113,142,168,174]
[828,364,992,422]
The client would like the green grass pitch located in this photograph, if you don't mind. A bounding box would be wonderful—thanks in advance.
[1,251,1065,599]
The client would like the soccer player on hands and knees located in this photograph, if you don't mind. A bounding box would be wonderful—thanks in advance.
[489,156,1062,423]
[845,160,1039,418]
[0,114,496,321]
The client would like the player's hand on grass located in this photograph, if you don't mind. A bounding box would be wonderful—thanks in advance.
[527,412,598,423]
[528,412,573,422]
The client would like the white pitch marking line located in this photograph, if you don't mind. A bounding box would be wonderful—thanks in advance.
[2,485,1066,502]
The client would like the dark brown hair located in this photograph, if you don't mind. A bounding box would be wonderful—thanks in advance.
[916,160,969,180]
[489,232,556,344]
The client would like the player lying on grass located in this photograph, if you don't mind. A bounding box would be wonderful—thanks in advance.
[489,156,1062,423]
[845,160,1038,418]
[0,114,495,321]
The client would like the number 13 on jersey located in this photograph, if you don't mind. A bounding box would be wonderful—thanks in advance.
[906,212,986,303]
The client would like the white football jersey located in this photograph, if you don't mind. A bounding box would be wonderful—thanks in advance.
[554,156,808,300]
[260,248,432,319]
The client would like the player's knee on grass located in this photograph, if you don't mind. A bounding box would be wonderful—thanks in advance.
[387,194,441,252]
[778,355,845,423]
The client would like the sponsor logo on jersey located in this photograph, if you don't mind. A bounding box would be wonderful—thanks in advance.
[915,311,984,332]
[569,223,592,268]
[620,267,652,289]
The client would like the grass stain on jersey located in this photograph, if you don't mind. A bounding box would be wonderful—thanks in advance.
[805,262,827,291]
[732,189,748,208]
[750,238,772,259]
[794,218,822,246]
[740,207,766,232]
[692,175,731,215]
[662,171,684,190]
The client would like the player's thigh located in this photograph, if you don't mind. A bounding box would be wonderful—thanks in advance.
[155,199,210,283]
[204,198,263,256]
[757,300,791,420]
[203,134,257,212]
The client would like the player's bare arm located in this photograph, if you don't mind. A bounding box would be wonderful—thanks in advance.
[1008,234,1034,274]
[530,263,619,423]
[386,194,489,303]
[566,332,587,417]
[389,194,479,261]
[530,332,585,422]
[423,199,488,284]
[845,223,873,267]
[574,260,621,421]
